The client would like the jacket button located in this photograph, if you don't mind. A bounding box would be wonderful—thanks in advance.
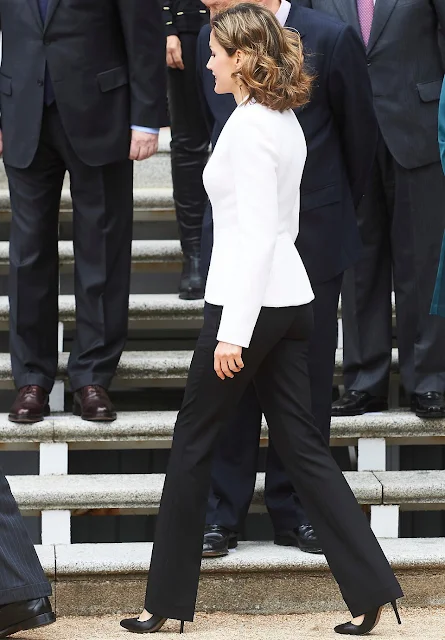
[37,79,44,86]
[367,62,372,67]
[44,38,51,46]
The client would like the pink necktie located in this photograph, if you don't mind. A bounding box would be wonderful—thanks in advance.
[357,0,374,46]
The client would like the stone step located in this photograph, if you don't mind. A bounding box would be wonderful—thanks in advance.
[0,294,203,329]
[9,472,381,514]
[0,410,439,451]
[0,130,173,191]
[36,538,445,615]
[0,293,396,324]
[0,349,399,388]
[10,470,445,514]
[0,239,183,273]
[10,187,175,220]
[0,187,175,222]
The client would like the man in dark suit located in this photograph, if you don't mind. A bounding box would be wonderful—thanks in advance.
[0,473,55,636]
[197,0,378,555]
[1,0,167,424]
[302,0,445,419]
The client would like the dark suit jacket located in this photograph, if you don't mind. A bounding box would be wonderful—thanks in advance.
[0,0,168,168]
[301,0,445,170]
[197,3,378,284]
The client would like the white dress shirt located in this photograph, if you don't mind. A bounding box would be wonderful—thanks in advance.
[203,101,314,348]
[275,0,291,26]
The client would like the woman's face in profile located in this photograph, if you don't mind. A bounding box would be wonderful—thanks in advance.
[207,30,239,95]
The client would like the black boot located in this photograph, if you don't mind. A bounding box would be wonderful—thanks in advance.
[179,252,205,300]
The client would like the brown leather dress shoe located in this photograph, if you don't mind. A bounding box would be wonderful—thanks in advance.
[8,386,50,424]
[73,385,116,422]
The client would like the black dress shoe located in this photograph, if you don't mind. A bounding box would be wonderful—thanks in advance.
[120,614,184,634]
[411,392,445,418]
[274,524,323,554]
[202,525,238,557]
[73,385,116,422]
[332,391,388,417]
[8,386,50,424]
[179,254,204,301]
[0,597,55,639]
[334,600,401,635]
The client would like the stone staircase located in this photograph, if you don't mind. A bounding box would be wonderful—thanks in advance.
[1,129,445,617]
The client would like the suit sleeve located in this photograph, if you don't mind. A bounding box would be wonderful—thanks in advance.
[160,0,178,37]
[217,115,279,348]
[115,0,168,129]
[439,78,445,173]
[327,25,378,208]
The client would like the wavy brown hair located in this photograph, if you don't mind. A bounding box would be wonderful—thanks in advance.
[211,3,313,112]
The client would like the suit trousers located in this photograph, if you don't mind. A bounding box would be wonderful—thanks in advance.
[145,303,402,622]
[206,274,343,532]
[6,103,134,393]
[0,472,50,605]
[342,135,445,396]
[168,33,209,255]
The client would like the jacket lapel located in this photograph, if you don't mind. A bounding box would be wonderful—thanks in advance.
[44,0,62,31]
[367,0,398,53]
[286,2,307,39]
[27,0,44,29]
[332,0,361,37]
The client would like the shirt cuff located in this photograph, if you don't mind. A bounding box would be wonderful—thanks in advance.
[131,126,160,135]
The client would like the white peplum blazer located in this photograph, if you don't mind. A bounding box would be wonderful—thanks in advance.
[203,99,314,348]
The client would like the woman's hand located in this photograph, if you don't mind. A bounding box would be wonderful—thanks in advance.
[214,342,244,380]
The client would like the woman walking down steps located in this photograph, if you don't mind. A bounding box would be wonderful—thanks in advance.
[120,4,403,636]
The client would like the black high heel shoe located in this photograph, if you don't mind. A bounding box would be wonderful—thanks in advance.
[120,614,185,634]
[334,600,401,635]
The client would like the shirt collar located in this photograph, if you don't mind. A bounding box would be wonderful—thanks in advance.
[275,0,292,26]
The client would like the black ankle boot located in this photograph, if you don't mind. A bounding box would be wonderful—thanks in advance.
[179,253,204,300]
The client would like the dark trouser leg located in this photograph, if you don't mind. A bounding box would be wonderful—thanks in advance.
[208,274,343,532]
[308,274,343,441]
[391,160,445,394]
[342,136,393,397]
[44,107,134,391]
[254,324,403,617]
[145,304,306,621]
[206,383,262,531]
[168,33,209,255]
[145,304,402,621]
[6,108,65,392]
[0,472,51,605]
[265,275,343,530]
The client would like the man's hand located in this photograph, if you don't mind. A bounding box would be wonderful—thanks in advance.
[214,342,244,380]
[129,131,158,161]
[166,35,184,70]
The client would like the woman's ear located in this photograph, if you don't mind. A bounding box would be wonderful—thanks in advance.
[235,49,244,71]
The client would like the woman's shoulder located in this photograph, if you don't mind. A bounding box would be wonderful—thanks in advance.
[233,101,297,132]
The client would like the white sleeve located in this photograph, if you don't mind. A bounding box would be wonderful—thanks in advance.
[216,112,279,348]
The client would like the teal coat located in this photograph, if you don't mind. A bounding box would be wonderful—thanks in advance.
[431,77,445,317]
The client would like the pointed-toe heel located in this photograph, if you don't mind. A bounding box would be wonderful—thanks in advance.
[334,600,401,635]
[120,615,185,634]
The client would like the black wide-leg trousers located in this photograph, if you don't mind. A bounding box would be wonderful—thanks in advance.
[145,303,402,622]
[0,472,50,605]
[6,103,133,393]
[206,274,343,533]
